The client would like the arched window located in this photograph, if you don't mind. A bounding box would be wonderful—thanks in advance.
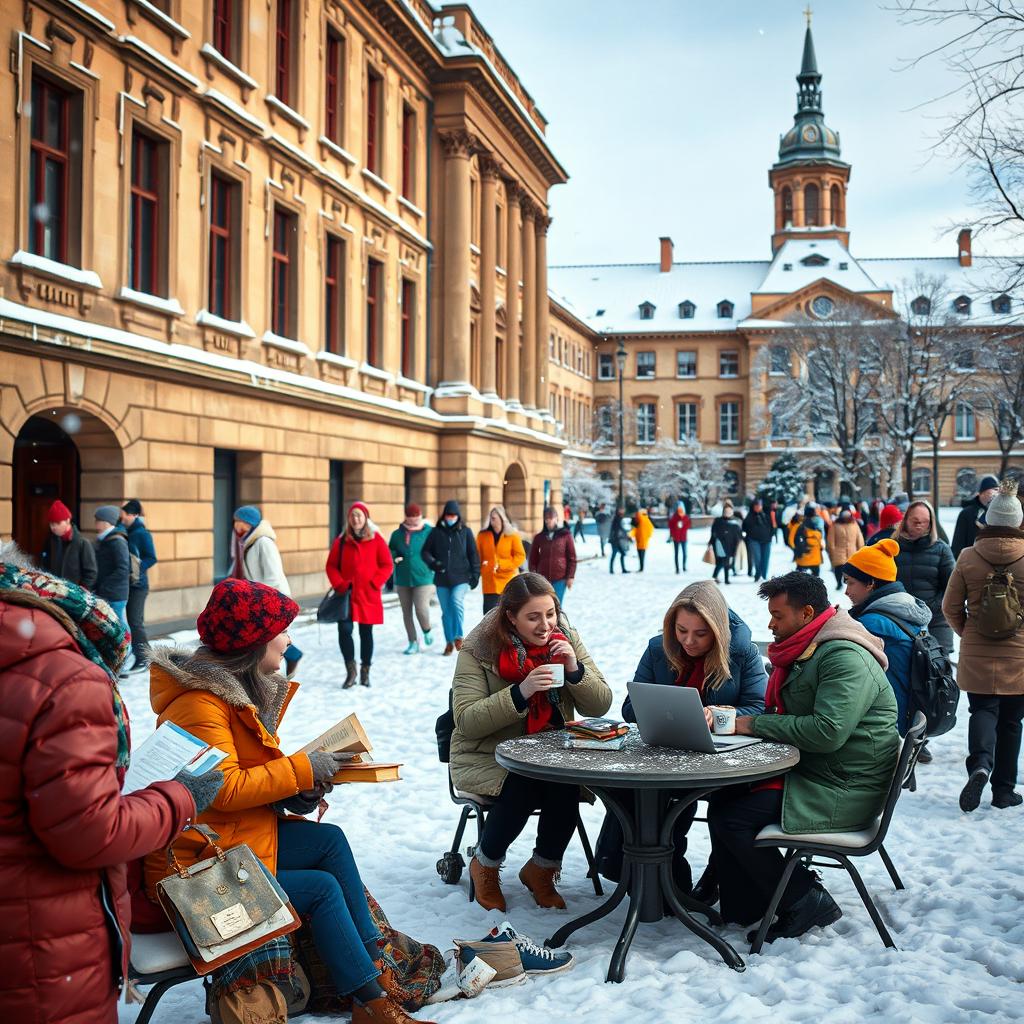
[910,295,931,316]
[804,183,820,227]
[781,186,793,227]
[830,184,842,225]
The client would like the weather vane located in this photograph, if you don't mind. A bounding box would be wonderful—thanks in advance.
[804,5,813,27]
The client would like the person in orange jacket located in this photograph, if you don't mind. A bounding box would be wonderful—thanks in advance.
[630,508,655,572]
[476,505,526,613]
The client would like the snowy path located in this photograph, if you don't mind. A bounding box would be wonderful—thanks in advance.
[119,522,1023,1024]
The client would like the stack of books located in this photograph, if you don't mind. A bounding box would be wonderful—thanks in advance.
[300,713,403,783]
[564,718,630,751]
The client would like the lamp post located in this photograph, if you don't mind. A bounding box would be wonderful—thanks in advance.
[616,338,627,510]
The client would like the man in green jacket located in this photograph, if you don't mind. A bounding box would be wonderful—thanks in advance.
[710,572,899,943]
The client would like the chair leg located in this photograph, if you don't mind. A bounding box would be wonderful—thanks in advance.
[841,854,896,949]
[134,975,194,1024]
[877,844,904,891]
[450,805,471,857]
[576,813,604,897]
[749,849,802,955]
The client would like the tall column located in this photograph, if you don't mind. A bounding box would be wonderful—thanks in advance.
[478,156,500,399]
[520,198,537,411]
[439,130,476,386]
[504,181,522,408]
[821,177,832,225]
[535,213,551,414]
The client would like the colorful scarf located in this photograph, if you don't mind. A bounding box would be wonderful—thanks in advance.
[0,563,131,773]
[764,605,838,714]
[497,629,569,734]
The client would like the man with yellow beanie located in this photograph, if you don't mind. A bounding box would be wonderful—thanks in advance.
[843,538,932,736]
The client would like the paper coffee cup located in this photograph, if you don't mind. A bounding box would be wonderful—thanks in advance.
[549,663,565,687]
[711,705,737,735]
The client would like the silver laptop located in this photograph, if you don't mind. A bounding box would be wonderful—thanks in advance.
[626,682,763,754]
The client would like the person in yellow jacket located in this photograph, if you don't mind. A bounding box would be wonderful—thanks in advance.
[630,508,656,572]
[794,505,825,576]
[477,505,526,612]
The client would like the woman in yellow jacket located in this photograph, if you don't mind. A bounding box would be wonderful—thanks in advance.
[144,578,432,1024]
[630,508,656,572]
[476,505,526,612]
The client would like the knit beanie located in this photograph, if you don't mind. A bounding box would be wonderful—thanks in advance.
[843,538,900,584]
[983,479,1024,529]
[48,500,72,523]
[878,504,904,531]
[978,474,1000,494]
[233,505,262,529]
[197,578,299,654]
[349,501,370,520]
[94,505,120,526]
[404,503,421,518]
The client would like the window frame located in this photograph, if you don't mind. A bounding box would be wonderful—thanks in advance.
[804,182,820,226]
[29,74,74,264]
[635,401,657,445]
[719,400,741,444]
[324,27,344,144]
[271,204,299,339]
[719,349,740,378]
[207,170,241,320]
[274,0,295,107]
[676,401,698,441]
[212,0,241,65]
[128,128,167,297]
[365,256,384,367]
[400,277,416,379]
[769,345,790,376]
[400,104,415,200]
[597,352,615,380]
[365,66,382,175]
[636,351,656,379]
[717,300,734,319]
[954,401,976,441]
[676,350,697,378]
[324,232,346,355]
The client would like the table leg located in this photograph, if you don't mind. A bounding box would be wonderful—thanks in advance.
[607,871,645,983]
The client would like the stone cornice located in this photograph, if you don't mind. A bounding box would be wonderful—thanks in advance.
[439,128,481,159]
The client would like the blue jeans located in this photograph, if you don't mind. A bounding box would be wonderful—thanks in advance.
[747,540,771,581]
[552,578,568,604]
[276,819,381,996]
[436,583,469,643]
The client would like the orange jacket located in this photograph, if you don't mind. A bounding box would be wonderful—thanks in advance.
[143,650,314,897]
[476,529,525,595]
[630,511,655,550]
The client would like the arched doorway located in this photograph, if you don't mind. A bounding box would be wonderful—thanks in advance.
[13,409,124,560]
[502,462,528,528]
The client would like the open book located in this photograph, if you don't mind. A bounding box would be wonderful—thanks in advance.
[299,713,401,784]
[123,722,227,795]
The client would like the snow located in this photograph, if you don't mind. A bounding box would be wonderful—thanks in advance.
[117,287,185,316]
[199,44,257,89]
[118,36,200,89]
[755,238,878,294]
[9,250,102,289]
[117,509,1022,1024]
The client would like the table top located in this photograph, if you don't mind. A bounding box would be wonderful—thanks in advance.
[495,728,799,790]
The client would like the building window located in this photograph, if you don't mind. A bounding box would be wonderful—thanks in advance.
[208,172,240,319]
[271,206,297,338]
[676,350,697,378]
[804,183,819,226]
[769,345,790,375]
[636,351,655,378]
[324,234,345,355]
[719,401,740,444]
[956,467,977,500]
[955,402,976,441]
[366,68,382,174]
[401,105,415,199]
[274,0,297,106]
[636,403,656,445]
[954,345,975,369]
[212,0,240,64]
[29,74,82,264]
[677,402,698,441]
[782,186,793,225]
[400,279,415,378]
[598,352,615,380]
[911,295,931,316]
[830,183,842,224]
[724,470,740,496]
[128,129,166,296]
[953,294,972,315]
[912,466,932,495]
[638,301,655,320]
[717,300,734,319]
[678,300,695,319]
[993,293,1012,315]
[365,257,383,366]
[719,350,739,377]
[771,409,789,439]
[325,28,344,144]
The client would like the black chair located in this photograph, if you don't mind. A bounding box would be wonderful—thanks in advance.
[434,698,603,900]
[749,711,927,954]
[127,931,202,1024]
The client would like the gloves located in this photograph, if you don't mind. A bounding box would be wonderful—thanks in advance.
[272,785,331,816]
[173,768,224,815]
[308,750,354,786]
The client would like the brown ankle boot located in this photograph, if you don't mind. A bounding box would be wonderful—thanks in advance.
[352,994,436,1024]
[343,660,357,688]
[469,856,506,912]
[519,859,566,909]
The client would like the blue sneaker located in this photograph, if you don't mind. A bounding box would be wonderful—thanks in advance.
[423,629,434,647]
[403,641,419,655]
[481,922,575,976]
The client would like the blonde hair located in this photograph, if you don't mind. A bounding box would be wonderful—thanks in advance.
[661,580,732,690]
[899,500,937,544]
[486,504,517,535]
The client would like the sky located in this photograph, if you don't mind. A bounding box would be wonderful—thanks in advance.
[460,0,1001,267]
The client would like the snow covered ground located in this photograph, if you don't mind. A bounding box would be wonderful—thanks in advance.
[118,513,1023,1024]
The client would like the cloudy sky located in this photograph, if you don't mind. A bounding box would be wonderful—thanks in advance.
[462,0,996,267]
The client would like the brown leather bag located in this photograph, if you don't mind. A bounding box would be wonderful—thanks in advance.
[207,981,287,1024]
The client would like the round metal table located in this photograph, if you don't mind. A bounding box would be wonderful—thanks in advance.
[495,728,799,982]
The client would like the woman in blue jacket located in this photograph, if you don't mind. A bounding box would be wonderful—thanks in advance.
[597,581,767,892]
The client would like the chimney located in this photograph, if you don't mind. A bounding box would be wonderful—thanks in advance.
[957,228,972,267]
[659,236,674,273]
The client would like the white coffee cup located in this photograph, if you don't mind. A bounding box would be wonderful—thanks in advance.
[711,705,737,735]
[549,663,565,687]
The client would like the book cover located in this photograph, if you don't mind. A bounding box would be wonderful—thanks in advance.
[300,713,373,756]
[332,762,403,784]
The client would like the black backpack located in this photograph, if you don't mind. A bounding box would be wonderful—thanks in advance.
[873,612,959,737]
[792,525,810,558]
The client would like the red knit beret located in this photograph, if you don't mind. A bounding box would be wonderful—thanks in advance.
[197,578,299,654]
[878,504,904,530]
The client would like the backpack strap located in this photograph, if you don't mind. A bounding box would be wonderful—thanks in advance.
[865,609,919,640]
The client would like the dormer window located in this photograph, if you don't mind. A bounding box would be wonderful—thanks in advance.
[910,296,932,316]
[993,293,1012,315]
[953,295,972,315]
[801,253,829,267]
[639,301,656,320]
[595,308,605,317]
[717,300,734,319]
[838,261,849,270]
[678,300,695,319]
[782,263,793,271]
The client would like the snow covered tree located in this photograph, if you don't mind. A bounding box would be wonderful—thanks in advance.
[756,453,806,506]
[561,458,615,512]
[636,437,729,513]
[971,330,1024,477]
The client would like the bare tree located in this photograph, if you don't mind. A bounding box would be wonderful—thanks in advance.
[636,437,730,513]
[971,327,1024,474]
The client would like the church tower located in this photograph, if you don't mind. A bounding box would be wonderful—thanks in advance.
[769,16,851,253]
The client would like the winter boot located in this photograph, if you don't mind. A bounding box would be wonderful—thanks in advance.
[469,856,506,913]
[343,660,357,689]
[519,859,566,910]
[360,663,371,687]
[351,994,436,1024]
[423,629,434,647]
[992,790,1022,809]
[959,768,989,812]
[443,643,455,656]
[454,638,464,651]
[403,641,418,655]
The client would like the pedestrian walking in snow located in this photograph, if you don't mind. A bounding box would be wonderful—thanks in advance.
[792,504,825,578]
[668,501,691,573]
[710,504,741,584]
[326,502,393,688]
[477,505,526,614]
[572,505,587,543]
[608,507,630,574]
[0,550,216,1024]
[942,479,1024,812]
[529,505,577,603]
[119,499,157,672]
[388,503,435,655]
[452,572,611,914]
[595,502,612,557]
[630,508,655,572]
[826,507,864,590]
[42,498,97,590]
[951,474,1000,558]
[894,500,955,656]
[421,500,480,655]
[742,498,774,583]
[93,506,130,632]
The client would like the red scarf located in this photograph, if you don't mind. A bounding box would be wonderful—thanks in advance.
[497,630,569,734]
[60,524,73,543]
[674,657,706,700]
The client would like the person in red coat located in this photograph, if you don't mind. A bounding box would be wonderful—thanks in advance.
[668,501,692,574]
[326,501,394,689]
[0,552,215,1024]
[529,506,577,604]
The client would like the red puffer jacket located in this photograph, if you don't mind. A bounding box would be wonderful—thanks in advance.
[326,531,394,625]
[0,600,194,1024]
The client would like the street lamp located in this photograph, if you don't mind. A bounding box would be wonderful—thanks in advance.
[616,338,627,510]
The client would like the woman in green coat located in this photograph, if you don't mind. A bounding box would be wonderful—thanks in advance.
[711,572,898,943]
[388,504,434,655]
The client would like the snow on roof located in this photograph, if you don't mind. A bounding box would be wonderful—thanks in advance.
[755,238,878,293]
